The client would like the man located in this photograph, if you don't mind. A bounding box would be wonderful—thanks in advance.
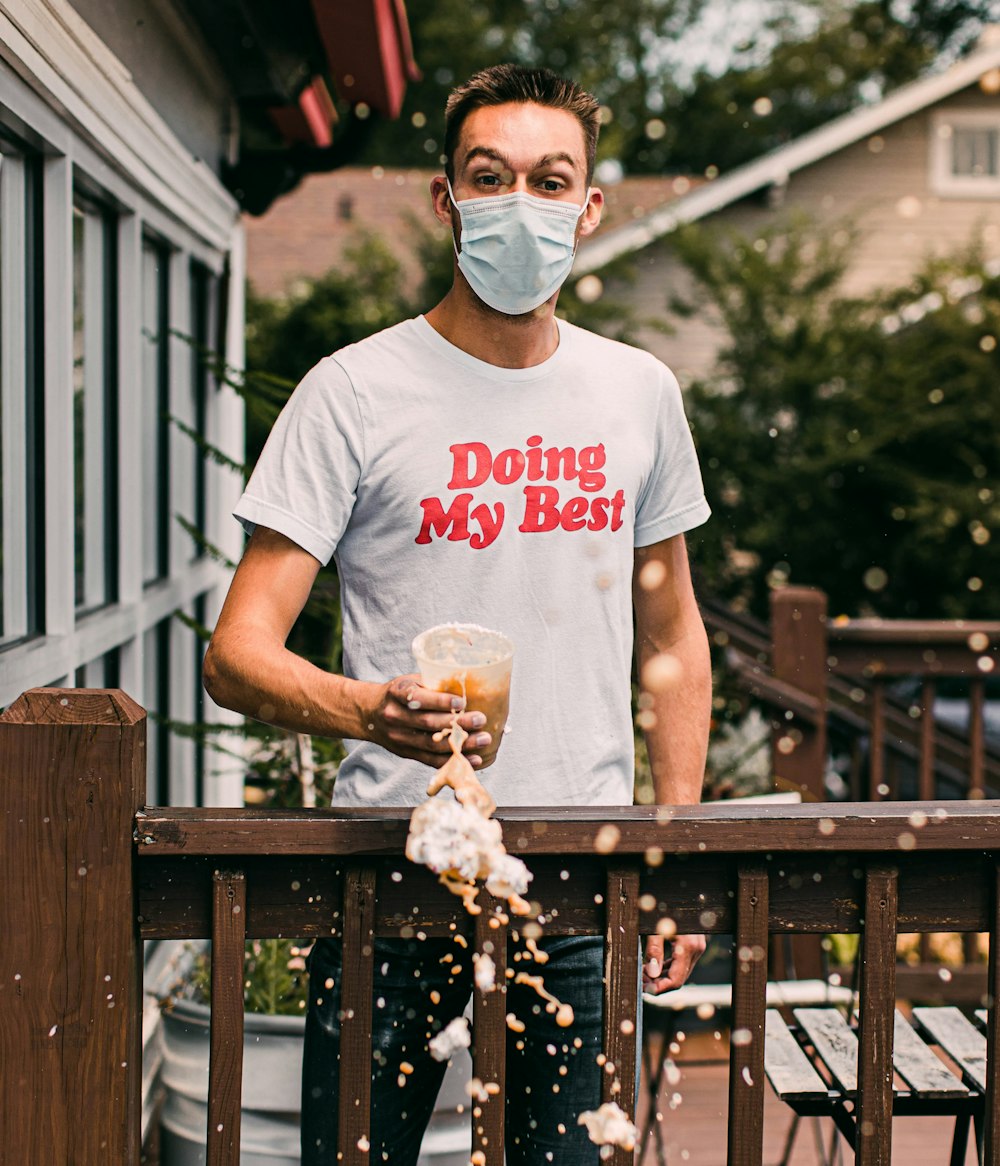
[205,64,711,1165]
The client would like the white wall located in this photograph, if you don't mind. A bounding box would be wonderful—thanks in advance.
[0,0,246,805]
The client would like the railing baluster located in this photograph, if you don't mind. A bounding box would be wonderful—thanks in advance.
[473,897,508,1165]
[918,678,936,801]
[727,862,769,1166]
[869,681,886,799]
[984,859,1000,1166]
[207,870,246,1166]
[856,864,898,1166]
[338,862,377,1166]
[970,678,986,800]
[603,863,641,1166]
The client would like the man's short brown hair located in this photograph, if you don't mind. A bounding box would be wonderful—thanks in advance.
[444,64,601,183]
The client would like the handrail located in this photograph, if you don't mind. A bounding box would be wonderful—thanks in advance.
[7,690,1000,1166]
[135,800,1000,855]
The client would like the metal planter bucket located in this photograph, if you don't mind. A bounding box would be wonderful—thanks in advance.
[158,998,472,1164]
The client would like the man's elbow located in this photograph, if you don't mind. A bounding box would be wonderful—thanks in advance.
[203,638,240,712]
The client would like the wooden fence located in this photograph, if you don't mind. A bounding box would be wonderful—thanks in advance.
[3,687,1000,1166]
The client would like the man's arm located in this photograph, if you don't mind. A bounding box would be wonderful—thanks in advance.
[633,534,712,992]
[203,526,492,767]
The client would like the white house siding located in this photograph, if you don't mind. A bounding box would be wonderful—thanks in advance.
[608,81,1000,386]
[0,0,246,806]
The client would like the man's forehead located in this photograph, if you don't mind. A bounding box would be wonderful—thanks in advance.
[456,103,587,172]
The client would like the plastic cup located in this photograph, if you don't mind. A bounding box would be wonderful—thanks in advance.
[411,623,514,768]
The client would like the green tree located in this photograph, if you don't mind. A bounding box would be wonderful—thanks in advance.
[674,216,1000,620]
[345,0,992,177]
[351,0,706,171]
[657,0,994,175]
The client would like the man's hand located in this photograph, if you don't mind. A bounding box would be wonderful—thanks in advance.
[369,675,492,769]
[642,933,706,995]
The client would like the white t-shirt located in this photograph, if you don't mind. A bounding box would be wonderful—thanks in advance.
[234,315,710,807]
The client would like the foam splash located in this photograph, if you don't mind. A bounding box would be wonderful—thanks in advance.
[428,1016,471,1063]
[578,1101,638,1153]
[405,714,532,917]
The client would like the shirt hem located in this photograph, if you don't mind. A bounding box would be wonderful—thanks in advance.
[634,496,711,547]
[233,496,335,565]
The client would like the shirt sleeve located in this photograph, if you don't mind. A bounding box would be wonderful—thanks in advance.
[233,356,365,565]
[633,363,711,547]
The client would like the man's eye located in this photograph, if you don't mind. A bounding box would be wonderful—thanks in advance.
[539,179,564,192]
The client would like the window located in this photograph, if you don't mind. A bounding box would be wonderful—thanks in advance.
[192,592,208,806]
[72,194,118,613]
[74,646,120,688]
[141,238,170,584]
[189,263,219,552]
[143,616,171,804]
[0,138,44,644]
[931,111,1000,197]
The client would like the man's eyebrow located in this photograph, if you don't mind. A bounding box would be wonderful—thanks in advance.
[462,146,512,170]
[533,151,579,170]
[461,147,582,172]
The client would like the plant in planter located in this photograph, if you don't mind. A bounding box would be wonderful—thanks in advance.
[158,938,313,1166]
[160,933,475,1166]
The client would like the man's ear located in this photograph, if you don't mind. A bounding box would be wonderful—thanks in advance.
[429,175,454,229]
[578,186,604,238]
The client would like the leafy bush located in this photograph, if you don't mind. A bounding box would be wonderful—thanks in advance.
[674,217,1000,621]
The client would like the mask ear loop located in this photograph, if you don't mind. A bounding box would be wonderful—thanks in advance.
[571,187,593,258]
[445,178,462,259]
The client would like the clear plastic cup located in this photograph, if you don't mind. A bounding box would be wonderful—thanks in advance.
[411,623,514,768]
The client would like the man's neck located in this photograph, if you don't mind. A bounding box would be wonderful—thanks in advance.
[424,280,561,369]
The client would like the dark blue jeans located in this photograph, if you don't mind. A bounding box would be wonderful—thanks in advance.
[302,934,605,1165]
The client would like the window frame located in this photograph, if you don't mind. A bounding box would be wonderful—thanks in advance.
[930,109,1000,199]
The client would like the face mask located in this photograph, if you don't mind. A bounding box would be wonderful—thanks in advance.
[447,180,590,315]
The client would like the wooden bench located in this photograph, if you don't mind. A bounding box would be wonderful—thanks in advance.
[764,1006,989,1166]
[640,979,854,1166]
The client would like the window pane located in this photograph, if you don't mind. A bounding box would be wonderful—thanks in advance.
[141,241,170,585]
[190,264,219,553]
[73,646,120,687]
[72,196,118,613]
[143,616,171,803]
[952,127,1000,178]
[0,153,5,637]
[0,142,43,643]
[72,208,85,606]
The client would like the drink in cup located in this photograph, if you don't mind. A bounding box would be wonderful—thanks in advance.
[411,623,514,768]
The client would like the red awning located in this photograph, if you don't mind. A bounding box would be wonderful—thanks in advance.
[311,0,421,121]
[268,77,339,148]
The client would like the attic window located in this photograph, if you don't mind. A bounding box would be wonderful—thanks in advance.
[931,110,1000,196]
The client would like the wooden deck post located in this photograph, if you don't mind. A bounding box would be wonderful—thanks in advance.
[770,590,829,980]
[770,588,828,803]
[0,688,145,1166]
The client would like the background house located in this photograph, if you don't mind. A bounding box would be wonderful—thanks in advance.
[574,30,1000,385]
[244,166,699,301]
[0,0,416,806]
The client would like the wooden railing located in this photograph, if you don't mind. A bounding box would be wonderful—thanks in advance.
[703,587,1000,804]
[4,688,1000,1166]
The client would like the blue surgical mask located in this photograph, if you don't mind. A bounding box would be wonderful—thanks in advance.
[447,180,590,315]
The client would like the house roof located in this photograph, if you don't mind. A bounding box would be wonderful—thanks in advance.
[575,36,1000,276]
